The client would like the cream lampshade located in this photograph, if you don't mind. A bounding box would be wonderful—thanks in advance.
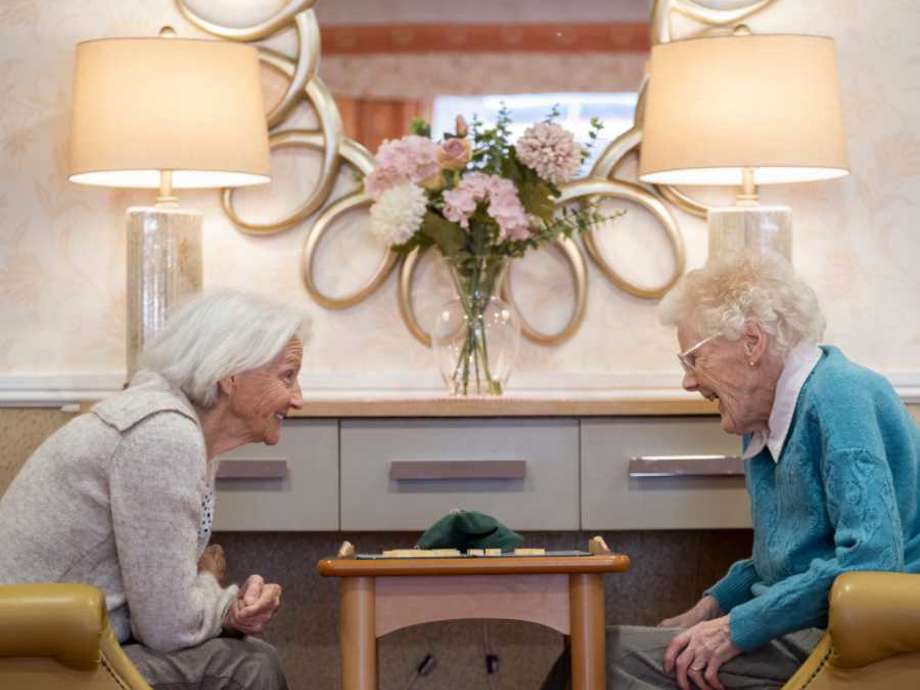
[69,31,271,375]
[638,32,848,262]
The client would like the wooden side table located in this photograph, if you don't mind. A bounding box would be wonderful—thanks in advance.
[317,540,630,690]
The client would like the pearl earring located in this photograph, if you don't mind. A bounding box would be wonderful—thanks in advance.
[749,360,755,367]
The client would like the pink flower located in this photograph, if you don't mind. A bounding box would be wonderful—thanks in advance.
[364,167,402,200]
[514,121,582,184]
[437,137,471,171]
[442,185,478,225]
[486,179,530,240]
[442,172,532,241]
[455,115,469,138]
[364,135,441,200]
[460,172,489,196]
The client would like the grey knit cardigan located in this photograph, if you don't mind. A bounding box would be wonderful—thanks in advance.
[0,371,238,651]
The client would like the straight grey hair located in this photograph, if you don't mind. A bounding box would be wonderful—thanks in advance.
[141,289,311,408]
[659,251,825,358]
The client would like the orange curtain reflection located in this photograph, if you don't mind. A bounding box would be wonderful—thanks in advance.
[337,96,432,155]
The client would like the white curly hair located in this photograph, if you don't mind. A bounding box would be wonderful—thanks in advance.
[659,252,825,358]
[141,289,310,408]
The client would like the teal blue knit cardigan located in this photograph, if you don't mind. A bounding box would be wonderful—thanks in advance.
[706,346,920,651]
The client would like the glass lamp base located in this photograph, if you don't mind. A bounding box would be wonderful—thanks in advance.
[707,205,792,264]
[125,206,202,378]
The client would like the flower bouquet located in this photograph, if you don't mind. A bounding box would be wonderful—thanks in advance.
[365,106,611,395]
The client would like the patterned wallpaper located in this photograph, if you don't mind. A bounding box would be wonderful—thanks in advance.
[0,0,918,398]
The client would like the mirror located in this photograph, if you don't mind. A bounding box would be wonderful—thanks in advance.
[177,0,689,348]
[177,0,778,353]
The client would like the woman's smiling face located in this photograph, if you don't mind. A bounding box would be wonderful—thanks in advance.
[226,338,305,446]
[676,323,774,436]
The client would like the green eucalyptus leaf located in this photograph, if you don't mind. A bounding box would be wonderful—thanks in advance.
[420,212,465,257]
[391,233,433,256]
[409,118,431,138]
[518,179,556,223]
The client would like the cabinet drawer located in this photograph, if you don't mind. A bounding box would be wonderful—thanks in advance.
[581,417,751,530]
[340,418,579,531]
[213,419,338,531]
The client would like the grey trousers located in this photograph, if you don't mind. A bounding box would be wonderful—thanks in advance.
[608,625,824,690]
[123,636,289,690]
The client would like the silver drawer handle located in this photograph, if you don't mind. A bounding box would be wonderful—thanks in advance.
[390,460,526,481]
[216,459,288,480]
[628,455,744,478]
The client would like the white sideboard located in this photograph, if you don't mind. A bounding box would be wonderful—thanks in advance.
[581,417,748,530]
[340,418,580,530]
[213,419,339,531]
[213,414,751,532]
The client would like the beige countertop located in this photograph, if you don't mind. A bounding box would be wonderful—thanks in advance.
[286,397,720,418]
[74,396,919,420]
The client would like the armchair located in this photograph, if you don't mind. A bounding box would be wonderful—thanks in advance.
[782,572,920,689]
[0,583,152,690]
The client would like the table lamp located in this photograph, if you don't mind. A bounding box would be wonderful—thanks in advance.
[68,29,271,376]
[638,30,848,262]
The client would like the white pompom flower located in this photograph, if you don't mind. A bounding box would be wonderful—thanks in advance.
[369,182,428,246]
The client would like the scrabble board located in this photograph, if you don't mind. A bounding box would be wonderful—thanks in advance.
[357,548,591,559]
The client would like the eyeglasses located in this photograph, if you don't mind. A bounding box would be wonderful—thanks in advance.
[677,334,718,373]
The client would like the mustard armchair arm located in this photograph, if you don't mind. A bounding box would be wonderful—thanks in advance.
[829,571,920,668]
[0,583,106,670]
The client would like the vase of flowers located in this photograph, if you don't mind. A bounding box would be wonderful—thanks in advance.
[365,106,608,395]
[432,252,517,395]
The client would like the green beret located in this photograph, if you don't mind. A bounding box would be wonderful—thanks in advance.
[417,510,523,552]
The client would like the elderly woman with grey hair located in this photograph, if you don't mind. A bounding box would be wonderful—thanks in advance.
[0,290,308,690]
[608,253,920,690]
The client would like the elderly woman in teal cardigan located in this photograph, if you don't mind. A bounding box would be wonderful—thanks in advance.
[609,252,920,690]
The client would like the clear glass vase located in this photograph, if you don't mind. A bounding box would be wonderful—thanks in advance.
[431,253,521,396]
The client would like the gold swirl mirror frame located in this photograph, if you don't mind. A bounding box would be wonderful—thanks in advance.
[176,0,777,347]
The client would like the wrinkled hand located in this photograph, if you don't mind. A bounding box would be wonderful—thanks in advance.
[664,615,742,690]
[197,544,226,585]
[224,575,282,636]
[658,594,721,629]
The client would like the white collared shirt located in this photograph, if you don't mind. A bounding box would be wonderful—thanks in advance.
[742,343,823,463]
